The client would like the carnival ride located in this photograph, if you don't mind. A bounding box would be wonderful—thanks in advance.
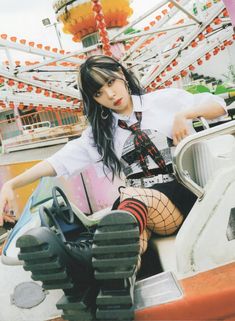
[0,0,235,321]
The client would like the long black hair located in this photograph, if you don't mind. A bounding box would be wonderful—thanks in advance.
[78,55,144,180]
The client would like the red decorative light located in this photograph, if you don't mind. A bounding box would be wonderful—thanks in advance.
[18,82,25,89]
[9,101,14,108]
[91,0,111,56]
[18,103,24,110]
[198,33,205,41]
[10,36,17,42]
[180,70,188,77]
[206,26,213,33]
[189,65,195,71]
[36,87,42,94]
[197,58,203,65]
[222,9,229,17]
[213,18,222,25]
[165,80,172,86]
[173,75,180,81]
[213,47,220,55]
[205,53,211,60]
[8,79,15,86]
[27,85,33,92]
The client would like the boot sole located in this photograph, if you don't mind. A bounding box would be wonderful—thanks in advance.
[16,227,95,321]
[92,210,139,321]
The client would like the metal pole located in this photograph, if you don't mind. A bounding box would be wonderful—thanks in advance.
[53,23,63,50]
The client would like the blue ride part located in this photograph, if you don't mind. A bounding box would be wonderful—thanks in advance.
[3,177,79,255]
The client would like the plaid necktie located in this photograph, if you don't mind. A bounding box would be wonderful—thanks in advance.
[118,112,167,176]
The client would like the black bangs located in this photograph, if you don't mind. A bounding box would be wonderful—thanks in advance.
[80,67,121,97]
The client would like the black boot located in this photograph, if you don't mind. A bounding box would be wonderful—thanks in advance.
[92,210,140,321]
[16,227,98,321]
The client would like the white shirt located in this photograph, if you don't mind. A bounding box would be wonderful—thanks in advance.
[47,88,226,178]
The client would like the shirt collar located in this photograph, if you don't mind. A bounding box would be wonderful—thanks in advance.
[112,95,144,127]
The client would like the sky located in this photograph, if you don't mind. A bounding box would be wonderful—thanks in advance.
[0,0,158,59]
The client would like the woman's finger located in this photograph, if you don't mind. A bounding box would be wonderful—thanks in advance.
[3,214,16,223]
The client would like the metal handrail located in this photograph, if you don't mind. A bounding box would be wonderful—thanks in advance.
[22,121,51,131]
[173,120,235,199]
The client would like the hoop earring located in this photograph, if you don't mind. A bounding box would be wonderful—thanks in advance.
[101,106,109,120]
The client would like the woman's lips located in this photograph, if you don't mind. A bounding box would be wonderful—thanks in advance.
[114,98,122,106]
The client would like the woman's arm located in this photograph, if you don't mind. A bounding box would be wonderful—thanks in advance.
[0,160,56,226]
[172,99,226,146]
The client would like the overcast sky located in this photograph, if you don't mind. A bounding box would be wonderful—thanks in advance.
[0,0,158,58]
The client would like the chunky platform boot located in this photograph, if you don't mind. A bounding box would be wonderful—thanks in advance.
[92,210,140,321]
[17,226,98,321]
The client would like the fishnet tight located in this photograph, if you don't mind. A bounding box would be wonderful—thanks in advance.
[120,187,184,266]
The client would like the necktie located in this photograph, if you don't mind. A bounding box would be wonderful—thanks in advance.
[118,112,167,177]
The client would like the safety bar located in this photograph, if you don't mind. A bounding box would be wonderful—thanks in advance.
[173,120,235,199]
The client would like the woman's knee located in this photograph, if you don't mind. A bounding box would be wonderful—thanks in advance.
[120,187,138,201]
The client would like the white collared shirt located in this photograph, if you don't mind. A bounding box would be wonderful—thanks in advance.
[47,88,226,178]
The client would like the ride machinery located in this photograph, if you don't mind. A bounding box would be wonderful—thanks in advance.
[0,1,235,321]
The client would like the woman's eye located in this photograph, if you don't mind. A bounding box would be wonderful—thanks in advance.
[94,91,101,98]
[108,78,115,86]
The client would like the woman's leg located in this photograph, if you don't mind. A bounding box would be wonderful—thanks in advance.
[119,187,184,236]
[137,227,152,269]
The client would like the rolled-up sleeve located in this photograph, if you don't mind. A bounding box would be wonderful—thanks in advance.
[47,127,100,177]
[192,92,227,114]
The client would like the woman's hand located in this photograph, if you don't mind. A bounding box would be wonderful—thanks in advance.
[172,112,190,146]
[0,182,17,226]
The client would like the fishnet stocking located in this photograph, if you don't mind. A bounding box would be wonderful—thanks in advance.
[120,186,184,251]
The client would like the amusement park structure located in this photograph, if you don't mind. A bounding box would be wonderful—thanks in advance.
[0,1,235,321]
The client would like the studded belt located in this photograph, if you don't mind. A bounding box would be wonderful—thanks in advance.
[125,173,175,188]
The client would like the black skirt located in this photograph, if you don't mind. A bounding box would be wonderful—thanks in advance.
[151,179,197,217]
[112,179,197,218]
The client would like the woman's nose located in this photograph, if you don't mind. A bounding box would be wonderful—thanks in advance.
[105,88,115,99]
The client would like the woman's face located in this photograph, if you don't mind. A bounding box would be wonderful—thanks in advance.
[93,77,133,115]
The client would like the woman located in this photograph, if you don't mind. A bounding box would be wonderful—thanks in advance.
[0,55,226,320]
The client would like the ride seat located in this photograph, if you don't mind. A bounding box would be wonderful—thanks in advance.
[151,134,235,275]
